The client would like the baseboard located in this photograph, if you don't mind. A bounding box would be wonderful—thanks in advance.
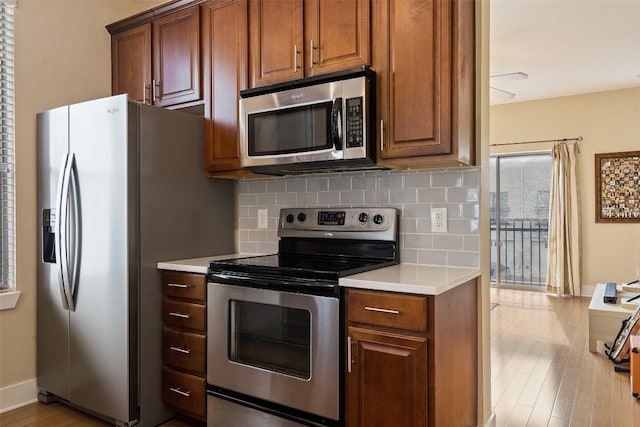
[581,284,596,297]
[483,411,496,427]
[0,379,38,414]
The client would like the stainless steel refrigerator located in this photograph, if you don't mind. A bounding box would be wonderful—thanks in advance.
[36,94,234,426]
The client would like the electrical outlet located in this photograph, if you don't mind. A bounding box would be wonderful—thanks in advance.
[257,209,268,229]
[431,207,448,233]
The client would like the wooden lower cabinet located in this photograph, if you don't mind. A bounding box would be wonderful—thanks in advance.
[162,367,207,420]
[347,328,427,427]
[345,280,477,427]
[161,271,208,422]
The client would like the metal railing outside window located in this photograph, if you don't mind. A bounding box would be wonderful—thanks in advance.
[490,218,548,286]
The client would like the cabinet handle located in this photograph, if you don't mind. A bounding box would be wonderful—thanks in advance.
[364,306,400,315]
[154,80,161,101]
[169,387,191,398]
[152,79,161,102]
[310,40,316,69]
[380,120,384,152]
[170,346,192,354]
[142,82,147,104]
[347,336,352,373]
[293,44,300,71]
[169,312,190,319]
[167,283,189,289]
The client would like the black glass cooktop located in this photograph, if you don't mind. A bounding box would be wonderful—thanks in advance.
[211,254,394,276]
[208,254,397,296]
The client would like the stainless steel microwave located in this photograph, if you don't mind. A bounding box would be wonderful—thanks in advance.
[239,67,379,176]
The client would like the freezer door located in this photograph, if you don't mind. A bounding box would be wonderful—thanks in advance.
[36,105,71,400]
[67,94,135,423]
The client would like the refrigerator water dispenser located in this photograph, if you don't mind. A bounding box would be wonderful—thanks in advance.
[42,208,56,263]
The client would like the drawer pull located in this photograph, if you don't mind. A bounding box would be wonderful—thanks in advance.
[169,387,191,398]
[364,306,400,315]
[170,346,191,354]
[169,312,190,319]
[167,283,189,288]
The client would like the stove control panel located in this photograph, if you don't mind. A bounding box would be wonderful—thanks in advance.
[278,208,398,241]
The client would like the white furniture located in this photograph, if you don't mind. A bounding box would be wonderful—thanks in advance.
[588,283,636,352]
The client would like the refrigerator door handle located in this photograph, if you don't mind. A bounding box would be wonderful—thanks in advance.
[66,154,80,312]
[54,153,74,311]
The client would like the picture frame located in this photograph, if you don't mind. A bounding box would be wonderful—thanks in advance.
[595,151,640,222]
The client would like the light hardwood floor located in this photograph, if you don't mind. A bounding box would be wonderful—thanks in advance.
[491,287,640,427]
[0,402,200,426]
[3,288,639,426]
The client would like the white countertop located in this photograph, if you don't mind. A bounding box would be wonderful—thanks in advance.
[158,255,480,295]
[157,254,252,274]
[339,264,480,295]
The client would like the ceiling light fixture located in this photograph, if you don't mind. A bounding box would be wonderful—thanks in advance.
[489,71,528,100]
[490,86,516,100]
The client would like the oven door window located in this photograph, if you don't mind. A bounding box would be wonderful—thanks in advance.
[229,300,311,379]
[247,102,333,156]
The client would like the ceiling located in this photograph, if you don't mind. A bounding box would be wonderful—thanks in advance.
[490,0,640,105]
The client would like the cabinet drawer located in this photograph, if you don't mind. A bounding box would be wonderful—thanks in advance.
[162,271,206,302]
[347,289,427,332]
[163,299,206,332]
[162,367,206,420]
[163,328,206,375]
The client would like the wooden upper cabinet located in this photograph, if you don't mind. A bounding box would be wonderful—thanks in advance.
[111,24,152,103]
[249,0,370,88]
[152,6,201,107]
[108,4,202,108]
[249,0,304,87]
[373,0,475,168]
[202,0,248,174]
[304,0,370,77]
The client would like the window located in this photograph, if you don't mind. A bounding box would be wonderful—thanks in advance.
[489,153,552,289]
[0,0,15,307]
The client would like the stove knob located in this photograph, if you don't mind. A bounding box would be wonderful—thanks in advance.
[286,214,295,223]
[297,212,307,222]
[373,214,384,225]
[358,212,369,223]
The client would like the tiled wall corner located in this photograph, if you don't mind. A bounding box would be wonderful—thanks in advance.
[236,167,480,267]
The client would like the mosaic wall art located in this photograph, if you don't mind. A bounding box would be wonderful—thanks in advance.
[595,151,640,222]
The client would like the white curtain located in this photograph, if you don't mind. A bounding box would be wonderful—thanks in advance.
[546,141,581,296]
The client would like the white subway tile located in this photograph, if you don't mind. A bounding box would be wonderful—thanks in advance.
[340,191,365,205]
[417,250,448,265]
[433,235,464,250]
[431,171,463,188]
[417,188,446,203]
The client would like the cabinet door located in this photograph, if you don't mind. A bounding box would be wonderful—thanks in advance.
[152,6,201,107]
[249,0,304,87]
[304,0,370,76]
[111,24,152,103]
[373,0,474,167]
[346,328,427,427]
[202,0,248,173]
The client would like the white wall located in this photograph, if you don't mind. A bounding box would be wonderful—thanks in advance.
[490,87,640,290]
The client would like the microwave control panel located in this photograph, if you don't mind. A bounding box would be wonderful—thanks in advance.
[345,97,364,148]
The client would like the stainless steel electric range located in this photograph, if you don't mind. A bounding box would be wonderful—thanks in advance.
[206,207,399,427]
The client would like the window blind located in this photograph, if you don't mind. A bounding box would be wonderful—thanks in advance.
[0,0,14,292]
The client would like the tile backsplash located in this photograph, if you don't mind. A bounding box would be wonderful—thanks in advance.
[237,167,480,267]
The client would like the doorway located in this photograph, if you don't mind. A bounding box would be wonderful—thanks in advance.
[489,153,552,290]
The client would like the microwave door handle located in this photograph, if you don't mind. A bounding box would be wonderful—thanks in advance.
[331,98,343,150]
